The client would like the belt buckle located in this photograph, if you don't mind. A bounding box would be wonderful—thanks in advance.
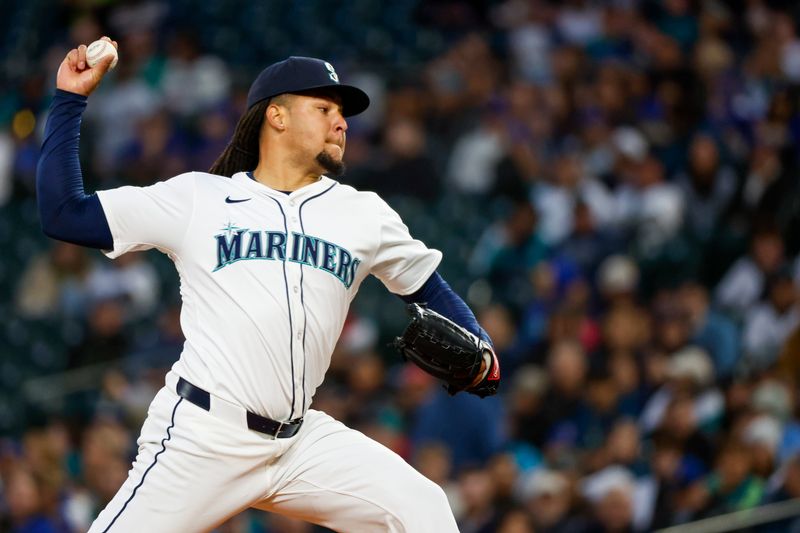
[272,421,285,438]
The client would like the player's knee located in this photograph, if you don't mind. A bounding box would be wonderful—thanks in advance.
[393,477,453,530]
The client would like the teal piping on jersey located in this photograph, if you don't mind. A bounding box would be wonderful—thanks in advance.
[297,182,338,414]
[265,196,298,419]
[101,398,183,531]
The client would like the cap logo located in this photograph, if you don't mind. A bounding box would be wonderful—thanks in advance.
[324,61,339,83]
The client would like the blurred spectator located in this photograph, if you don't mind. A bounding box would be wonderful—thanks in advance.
[506,365,549,447]
[679,281,739,378]
[596,255,639,308]
[714,226,789,321]
[580,465,638,532]
[456,466,500,533]
[538,339,589,451]
[410,385,506,471]
[84,253,160,320]
[446,112,506,196]
[658,0,698,51]
[357,118,441,202]
[495,507,535,533]
[126,303,184,374]
[193,103,236,172]
[516,262,560,356]
[116,110,190,185]
[608,127,648,185]
[613,154,684,258]
[532,150,615,247]
[640,431,702,530]
[741,414,782,479]
[651,298,694,356]
[501,2,555,83]
[776,325,800,386]
[519,468,584,533]
[488,452,519,510]
[573,366,628,451]
[557,200,622,281]
[749,379,800,465]
[556,0,603,46]
[742,267,800,374]
[15,242,97,319]
[674,133,737,242]
[477,303,525,375]
[731,144,793,227]
[68,299,129,369]
[640,346,724,436]
[84,58,161,172]
[758,453,800,532]
[160,31,231,117]
[469,199,547,309]
[596,255,640,309]
[2,465,64,533]
[682,442,764,520]
[585,418,646,476]
[79,419,133,518]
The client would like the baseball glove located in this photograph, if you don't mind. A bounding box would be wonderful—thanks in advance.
[393,303,500,397]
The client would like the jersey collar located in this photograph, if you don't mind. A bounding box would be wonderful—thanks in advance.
[231,171,336,200]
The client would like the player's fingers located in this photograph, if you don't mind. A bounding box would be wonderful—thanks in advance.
[66,49,79,70]
[93,54,115,76]
[100,35,116,48]
[77,44,87,70]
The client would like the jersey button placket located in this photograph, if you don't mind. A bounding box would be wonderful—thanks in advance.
[285,198,305,415]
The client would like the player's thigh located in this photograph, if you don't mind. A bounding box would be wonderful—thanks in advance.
[89,388,270,533]
[255,410,458,533]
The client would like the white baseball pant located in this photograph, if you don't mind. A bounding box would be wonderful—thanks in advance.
[87,373,458,532]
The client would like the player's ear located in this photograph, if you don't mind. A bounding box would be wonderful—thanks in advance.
[265,103,286,131]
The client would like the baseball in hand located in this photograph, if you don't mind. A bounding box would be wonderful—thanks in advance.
[86,39,118,70]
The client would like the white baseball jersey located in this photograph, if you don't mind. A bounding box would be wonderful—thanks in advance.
[97,171,441,421]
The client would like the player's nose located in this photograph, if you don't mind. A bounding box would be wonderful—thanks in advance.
[332,110,347,133]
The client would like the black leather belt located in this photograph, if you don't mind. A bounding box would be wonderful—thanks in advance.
[176,377,303,438]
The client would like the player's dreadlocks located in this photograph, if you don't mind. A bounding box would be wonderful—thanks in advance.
[208,99,271,177]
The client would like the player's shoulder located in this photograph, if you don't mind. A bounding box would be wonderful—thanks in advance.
[181,171,247,192]
[330,181,388,208]
[190,170,233,184]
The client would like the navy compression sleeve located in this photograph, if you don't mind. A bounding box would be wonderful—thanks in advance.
[36,89,113,249]
[401,271,492,345]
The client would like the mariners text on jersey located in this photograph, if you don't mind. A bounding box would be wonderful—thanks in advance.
[213,226,361,288]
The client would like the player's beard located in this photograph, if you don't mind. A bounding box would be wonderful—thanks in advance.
[316,151,346,177]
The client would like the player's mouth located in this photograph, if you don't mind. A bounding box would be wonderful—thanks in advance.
[327,138,345,153]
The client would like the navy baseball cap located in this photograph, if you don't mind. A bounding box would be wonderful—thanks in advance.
[246,56,370,117]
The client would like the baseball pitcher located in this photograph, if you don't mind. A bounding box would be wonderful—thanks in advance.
[37,37,500,532]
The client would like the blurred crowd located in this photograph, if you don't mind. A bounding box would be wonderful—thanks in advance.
[4,0,800,532]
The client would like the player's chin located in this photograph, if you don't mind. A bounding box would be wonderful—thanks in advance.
[315,151,346,178]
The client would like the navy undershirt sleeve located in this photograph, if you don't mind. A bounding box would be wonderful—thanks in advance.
[36,89,113,249]
[400,271,492,346]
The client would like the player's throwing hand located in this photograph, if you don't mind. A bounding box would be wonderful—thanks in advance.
[56,36,118,96]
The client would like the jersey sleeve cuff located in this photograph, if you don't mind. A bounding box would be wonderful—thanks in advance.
[95,189,124,259]
[392,249,443,296]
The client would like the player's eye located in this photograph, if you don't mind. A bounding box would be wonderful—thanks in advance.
[318,106,329,114]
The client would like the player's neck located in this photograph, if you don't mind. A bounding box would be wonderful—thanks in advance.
[251,161,320,192]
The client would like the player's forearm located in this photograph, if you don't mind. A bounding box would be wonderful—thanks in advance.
[36,89,112,249]
[400,271,492,345]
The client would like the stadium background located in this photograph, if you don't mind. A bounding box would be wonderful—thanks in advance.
[3,0,800,531]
